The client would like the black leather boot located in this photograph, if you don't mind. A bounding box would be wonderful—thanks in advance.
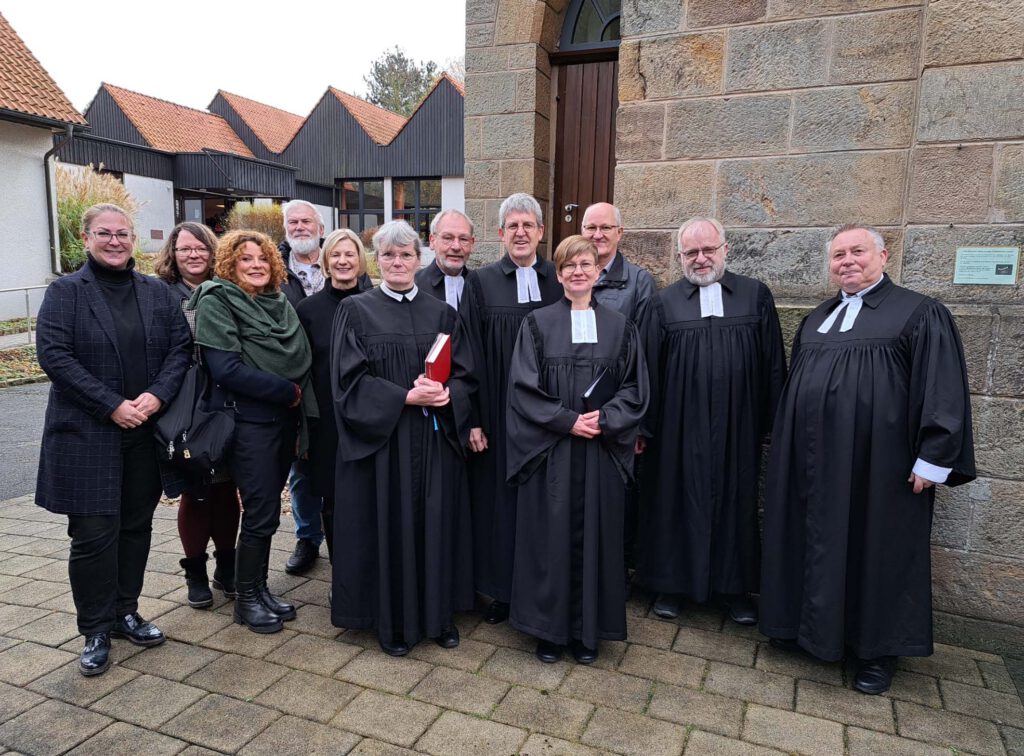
[259,539,296,620]
[180,555,213,608]
[233,542,283,634]
[212,549,236,598]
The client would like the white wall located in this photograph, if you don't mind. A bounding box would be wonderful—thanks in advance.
[123,174,174,253]
[441,176,465,213]
[0,121,57,319]
[313,203,335,233]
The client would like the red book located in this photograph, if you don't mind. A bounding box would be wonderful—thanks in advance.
[425,332,451,383]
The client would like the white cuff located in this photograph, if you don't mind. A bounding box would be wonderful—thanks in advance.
[913,458,952,485]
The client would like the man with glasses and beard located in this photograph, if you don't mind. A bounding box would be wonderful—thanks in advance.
[636,217,786,627]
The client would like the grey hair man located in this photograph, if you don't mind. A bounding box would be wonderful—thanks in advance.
[580,202,656,322]
[636,216,787,629]
[279,199,326,306]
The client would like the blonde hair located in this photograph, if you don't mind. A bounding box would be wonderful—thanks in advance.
[81,203,134,235]
[322,228,368,278]
[553,234,598,270]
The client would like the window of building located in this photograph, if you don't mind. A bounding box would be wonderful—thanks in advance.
[392,178,442,242]
[339,179,385,233]
[560,0,621,51]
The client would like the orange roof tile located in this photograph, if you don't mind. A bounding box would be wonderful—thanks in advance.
[101,83,253,157]
[0,13,85,126]
[216,90,304,154]
[330,88,407,145]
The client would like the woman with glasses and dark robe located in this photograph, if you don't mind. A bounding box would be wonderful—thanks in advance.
[329,220,476,656]
[506,235,649,665]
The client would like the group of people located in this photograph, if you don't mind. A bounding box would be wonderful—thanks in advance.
[35,193,974,698]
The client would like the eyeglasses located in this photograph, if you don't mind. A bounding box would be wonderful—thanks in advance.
[504,221,538,233]
[581,224,620,235]
[438,234,474,245]
[680,242,726,261]
[379,252,418,263]
[91,230,133,243]
[561,261,596,273]
[174,246,210,256]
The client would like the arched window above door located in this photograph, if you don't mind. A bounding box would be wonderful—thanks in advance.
[560,0,621,52]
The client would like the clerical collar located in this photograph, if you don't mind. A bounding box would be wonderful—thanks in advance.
[380,282,418,302]
[443,274,464,309]
[818,275,886,334]
[515,265,542,303]
[571,308,598,343]
[699,282,724,318]
[842,275,884,300]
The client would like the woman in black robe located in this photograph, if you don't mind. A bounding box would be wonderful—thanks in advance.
[296,229,372,563]
[506,235,649,664]
[330,220,476,656]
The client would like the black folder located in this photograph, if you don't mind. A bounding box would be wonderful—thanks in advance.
[582,367,616,411]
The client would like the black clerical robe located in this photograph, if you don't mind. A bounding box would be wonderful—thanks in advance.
[506,299,649,648]
[760,275,975,661]
[636,271,786,601]
[465,255,562,602]
[330,288,476,644]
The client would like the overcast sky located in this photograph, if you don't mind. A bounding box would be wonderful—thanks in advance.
[3,0,465,116]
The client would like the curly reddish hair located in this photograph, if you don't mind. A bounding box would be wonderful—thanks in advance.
[214,230,287,295]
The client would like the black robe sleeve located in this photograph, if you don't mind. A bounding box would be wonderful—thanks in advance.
[635,293,665,439]
[757,284,787,438]
[441,306,478,452]
[597,320,649,484]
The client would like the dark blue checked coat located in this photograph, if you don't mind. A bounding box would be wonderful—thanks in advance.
[35,263,191,515]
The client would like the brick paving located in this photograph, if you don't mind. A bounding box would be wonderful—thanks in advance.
[0,493,1022,756]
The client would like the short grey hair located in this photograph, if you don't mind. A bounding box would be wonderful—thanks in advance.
[372,220,421,256]
[499,192,543,229]
[582,203,622,227]
[828,223,885,252]
[430,209,475,236]
[281,199,324,228]
[676,216,726,251]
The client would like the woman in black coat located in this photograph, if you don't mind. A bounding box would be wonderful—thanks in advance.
[154,222,241,608]
[36,203,191,676]
[295,228,372,563]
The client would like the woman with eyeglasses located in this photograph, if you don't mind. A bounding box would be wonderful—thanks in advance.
[329,220,476,656]
[36,204,192,676]
[505,235,649,665]
[154,223,241,610]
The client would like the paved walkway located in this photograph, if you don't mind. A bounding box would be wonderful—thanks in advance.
[0,495,1022,756]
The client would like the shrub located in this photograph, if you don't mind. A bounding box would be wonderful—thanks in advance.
[55,163,140,272]
[225,202,284,245]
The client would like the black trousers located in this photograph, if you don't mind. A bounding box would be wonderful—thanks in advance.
[231,415,297,548]
[67,437,162,636]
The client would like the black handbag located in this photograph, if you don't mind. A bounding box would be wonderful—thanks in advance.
[154,360,235,480]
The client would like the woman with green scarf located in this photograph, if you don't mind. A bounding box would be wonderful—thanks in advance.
[190,230,316,634]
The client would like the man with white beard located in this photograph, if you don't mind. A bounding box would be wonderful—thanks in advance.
[278,200,327,306]
[635,216,786,627]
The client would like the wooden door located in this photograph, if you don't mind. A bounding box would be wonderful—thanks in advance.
[553,60,619,246]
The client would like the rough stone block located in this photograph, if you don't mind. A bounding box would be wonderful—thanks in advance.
[255,669,360,724]
[515,69,548,114]
[492,685,593,740]
[901,225,1024,304]
[237,715,361,756]
[619,34,725,102]
[337,649,432,694]
[265,634,361,676]
[703,661,795,709]
[498,159,543,198]
[973,396,1024,480]
[932,478,976,549]
[618,644,705,688]
[620,230,677,288]
[160,694,280,753]
[978,659,1019,694]
[726,20,829,92]
[767,0,917,17]
[726,227,829,299]
[991,313,1024,395]
[971,478,1024,559]
[919,62,1024,143]
[743,704,844,756]
[0,679,45,725]
[909,145,993,223]
[616,161,714,228]
[995,144,1024,222]
[90,674,206,728]
[332,690,441,747]
[932,546,1024,627]
[881,668,943,707]
[847,726,952,756]
[465,73,518,116]
[411,665,510,717]
[688,0,766,27]
[557,665,653,712]
[616,103,665,162]
[665,94,790,158]
[417,710,526,756]
[829,10,921,84]
[26,660,137,708]
[896,700,1006,756]
[796,679,896,732]
[718,152,907,227]
[183,653,289,699]
[69,721,186,756]
[480,113,537,160]
[0,640,76,686]
[155,605,233,644]
[467,0,498,24]
[924,0,1024,67]
[467,22,495,49]
[494,0,543,46]
[508,43,550,76]
[0,699,111,756]
[465,117,483,162]
[646,683,745,736]
[0,603,48,634]
[948,310,995,394]
[898,644,984,684]
[792,83,914,151]
[622,0,682,35]
[942,679,1024,727]
[202,623,295,659]
[581,707,687,756]
[466,48,509,75]
[7,610,78,647]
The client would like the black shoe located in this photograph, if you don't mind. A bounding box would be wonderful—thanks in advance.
[79,632,111,676]
[854,656,896,695]
[234,542,283,634]
[721,594,758,625]
[652,593,680,619]
[535,639,563,664]
[285,538,319,575]
[484,600,509,624]
[434,626,460,649]
[212,549,236,598]
[570,640,598,664]
[110,613,165,647]
[769,637,802,653]
[258,582,297,621]
[180,555,213,609]
[380,636,410,657]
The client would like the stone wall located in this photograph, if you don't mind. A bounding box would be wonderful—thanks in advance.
[466,0,1024,654]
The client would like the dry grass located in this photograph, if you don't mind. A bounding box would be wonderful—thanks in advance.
[56,163,143,272]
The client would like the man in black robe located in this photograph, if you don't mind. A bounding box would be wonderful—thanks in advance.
[637,217,786,625]
[760,223,975,695]
[464,193,563,623]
